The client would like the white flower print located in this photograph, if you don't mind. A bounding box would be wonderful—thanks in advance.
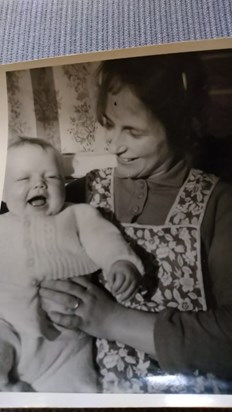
[178,297,194,311]
[161,271,172,286]
[116,357,125,372]
[179,227,191,243]
[180,272,194,292]
[168,240,176,249]
[97,339,109,359]
[164,289,172,300]
[156,246,170,259]
[88,168,218,393]
[184,250,196,266]
[151,288,164,305]
[149,236,159,249]
[124,355,136,364]
[137,230,144,238]
[119,348,129,357]
[173,278,181,288]
[126,227,135,238]
[144,229,151,240]
[136,357,151,376]
[103,353,119,369]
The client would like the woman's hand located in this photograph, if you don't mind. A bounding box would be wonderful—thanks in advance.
[39,276,157,358]
[39,277,119,340]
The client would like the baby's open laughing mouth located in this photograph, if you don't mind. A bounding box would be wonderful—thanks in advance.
[28,195,47,208]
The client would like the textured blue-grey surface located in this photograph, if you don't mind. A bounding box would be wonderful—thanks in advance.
[0,0,232,64]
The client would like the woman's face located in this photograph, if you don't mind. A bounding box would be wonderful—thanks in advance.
[102,86,173,179]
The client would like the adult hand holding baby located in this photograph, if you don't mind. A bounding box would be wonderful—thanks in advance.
[39,277,121,339]
[39,276,157,357]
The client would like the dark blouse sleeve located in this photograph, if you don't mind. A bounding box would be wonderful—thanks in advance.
[155,181,232,379]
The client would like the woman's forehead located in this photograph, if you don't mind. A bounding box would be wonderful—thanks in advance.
[105,86,148,118]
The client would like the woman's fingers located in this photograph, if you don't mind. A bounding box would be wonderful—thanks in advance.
[39,277,103,324]
[40,296,78,315]
[49,311,82,330]
[40,279,86,297]
[40,278,119,339]
[39,286,79,311]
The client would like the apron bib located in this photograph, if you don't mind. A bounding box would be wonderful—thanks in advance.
[87,168,227,393]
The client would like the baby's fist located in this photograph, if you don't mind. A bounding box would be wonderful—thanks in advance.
[108,260,141,303]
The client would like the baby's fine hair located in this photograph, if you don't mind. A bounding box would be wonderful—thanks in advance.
[8,136,65,178]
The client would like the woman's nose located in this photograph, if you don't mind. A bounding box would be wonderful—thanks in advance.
[106,130,126,155]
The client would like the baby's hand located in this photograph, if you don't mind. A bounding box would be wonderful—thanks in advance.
[108,260,141,303]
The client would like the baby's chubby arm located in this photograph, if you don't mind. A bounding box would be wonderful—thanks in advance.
[72,204,144,287]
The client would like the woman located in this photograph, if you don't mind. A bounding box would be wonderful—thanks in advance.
[40,55,232,393]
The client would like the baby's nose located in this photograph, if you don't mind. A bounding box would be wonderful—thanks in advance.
[34,180,47,189]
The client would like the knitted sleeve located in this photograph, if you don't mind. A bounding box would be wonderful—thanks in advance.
[72,204,144,277]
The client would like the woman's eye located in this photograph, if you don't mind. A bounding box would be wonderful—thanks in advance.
[129,130,143,138]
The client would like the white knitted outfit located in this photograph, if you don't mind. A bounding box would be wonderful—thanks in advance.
[0,204,143,392]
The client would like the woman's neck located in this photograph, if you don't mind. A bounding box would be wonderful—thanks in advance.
[147,156,189,184]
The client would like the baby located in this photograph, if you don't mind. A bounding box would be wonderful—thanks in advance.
[0,137,143,392]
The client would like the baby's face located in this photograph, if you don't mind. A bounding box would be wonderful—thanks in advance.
[4,144,65,216]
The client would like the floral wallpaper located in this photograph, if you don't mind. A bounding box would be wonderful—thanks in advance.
[7,70,37,141]
[6,62,105,154]
[61,63,96,152]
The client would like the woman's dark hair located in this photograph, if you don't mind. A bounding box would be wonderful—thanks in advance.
[96,54,208,158]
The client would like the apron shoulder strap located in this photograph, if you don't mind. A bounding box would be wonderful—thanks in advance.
[166,169,219,226]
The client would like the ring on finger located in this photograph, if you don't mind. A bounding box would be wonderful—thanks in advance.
[72,299,80,311]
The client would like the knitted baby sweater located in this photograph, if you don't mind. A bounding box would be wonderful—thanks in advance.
[0,204,143,339]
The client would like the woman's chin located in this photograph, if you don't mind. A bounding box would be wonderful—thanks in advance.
[115,160,139,179]
[115,163,150,179]
[115,166,137,179]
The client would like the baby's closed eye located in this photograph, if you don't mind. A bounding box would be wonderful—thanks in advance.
[16,177,29,181]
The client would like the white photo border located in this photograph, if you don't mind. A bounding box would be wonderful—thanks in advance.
[0,36,232,408]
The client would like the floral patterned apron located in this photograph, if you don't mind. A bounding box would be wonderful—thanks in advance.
[86,168,229,394]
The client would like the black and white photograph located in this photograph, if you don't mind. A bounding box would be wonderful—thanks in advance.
[1,44,232,403]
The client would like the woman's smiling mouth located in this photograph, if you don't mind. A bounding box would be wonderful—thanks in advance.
[117,156,139,164]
